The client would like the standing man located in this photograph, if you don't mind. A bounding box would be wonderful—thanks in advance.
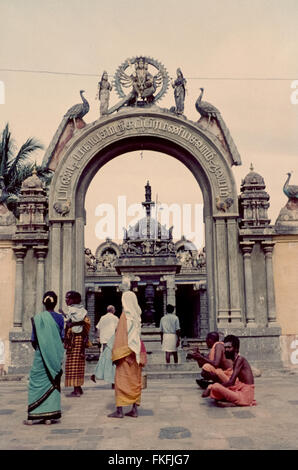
[203,335,256,407]
[95,305,119,352]
[91,305,119,385]
[160,304,181,364]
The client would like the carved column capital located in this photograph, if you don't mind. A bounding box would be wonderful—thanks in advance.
[34,246,48,259]
[261,241,275,256]
[13,246,27,260]
[240,241,255,256]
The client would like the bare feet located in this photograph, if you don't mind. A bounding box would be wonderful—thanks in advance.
[108,410,124,418]
[216,400,237,407]
[125,409,138,418]
[202,388,211,398]
[125,403,138,417]
[66,391,81,397]
[23,420,33,426]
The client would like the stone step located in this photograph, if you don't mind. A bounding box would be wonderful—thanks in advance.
[144,362,199,372]
[145,370,199,380]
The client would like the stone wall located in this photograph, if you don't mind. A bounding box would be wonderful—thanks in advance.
[273,234,298,368]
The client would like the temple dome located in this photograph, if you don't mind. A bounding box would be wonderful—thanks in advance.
[21,168,43,190]
[241,165,265,191]
[127,216,170,240]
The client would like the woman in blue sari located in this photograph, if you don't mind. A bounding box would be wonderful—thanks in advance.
[23,291,64,425]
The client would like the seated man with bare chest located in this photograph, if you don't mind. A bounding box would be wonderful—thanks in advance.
[187,332,233,388]
[203,335,256,407]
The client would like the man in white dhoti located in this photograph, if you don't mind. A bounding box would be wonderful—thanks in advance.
[96,305,119,352]
[91,305,119,387]
[160,304,181,364]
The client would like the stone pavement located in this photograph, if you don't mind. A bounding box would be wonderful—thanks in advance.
[0,370,298,451]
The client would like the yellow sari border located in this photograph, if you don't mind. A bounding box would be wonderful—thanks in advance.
[112,345,131,363]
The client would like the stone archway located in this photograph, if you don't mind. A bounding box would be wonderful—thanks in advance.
[46,107,242,332]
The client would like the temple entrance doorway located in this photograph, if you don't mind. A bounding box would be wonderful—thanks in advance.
[84,149,205,340]
[176,285,200,338]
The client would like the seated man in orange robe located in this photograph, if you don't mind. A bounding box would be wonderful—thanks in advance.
[204,334,256,407]
[187,332,233,388]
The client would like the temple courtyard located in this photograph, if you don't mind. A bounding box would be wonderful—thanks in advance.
[0,369,298,451]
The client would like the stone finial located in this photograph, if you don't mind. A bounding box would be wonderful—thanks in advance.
[21,167,43,190]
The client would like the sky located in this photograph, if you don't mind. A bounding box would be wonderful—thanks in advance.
[1,0,298,253]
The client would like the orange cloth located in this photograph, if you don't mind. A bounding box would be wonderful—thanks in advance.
[202,363,233,383]
[209,381,256,406]
[112,312,146,407]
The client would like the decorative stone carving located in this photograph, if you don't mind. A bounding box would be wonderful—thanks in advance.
[101,250,117,269]
[96,71,112,116]
[239,165,270,228]
[13,169,48,244]
[195,88,241,167]
[283,172,298,200]
[175,237,206,272]
[171,68,187,115]
[216,196,234,212]
[85,248,97,272]
[53,200,71,217]
[111,56,170,112]
[275,172,298,233]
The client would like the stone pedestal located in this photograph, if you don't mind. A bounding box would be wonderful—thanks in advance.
[217,325,282,369]
[8,331,33,374]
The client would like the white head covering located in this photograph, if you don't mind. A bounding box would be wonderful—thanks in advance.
[122,291,142,364]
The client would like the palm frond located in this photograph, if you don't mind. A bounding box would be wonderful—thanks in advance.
[0,124,46,212]
[0,124,13,176]
[8,138,44,175]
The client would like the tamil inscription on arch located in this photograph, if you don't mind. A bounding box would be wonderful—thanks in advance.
[49,109,237,221]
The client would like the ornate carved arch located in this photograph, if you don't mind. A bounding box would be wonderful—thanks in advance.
[46,108,242,329]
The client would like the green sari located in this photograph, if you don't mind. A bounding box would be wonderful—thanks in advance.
[27,310,64,421]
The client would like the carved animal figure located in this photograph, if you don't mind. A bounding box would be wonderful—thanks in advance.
[53,200,71,216]
[283,172,298,199]
[216,196,234,212]
[195,87,221,123]
[195,88,241,166]
[64,90,89,129]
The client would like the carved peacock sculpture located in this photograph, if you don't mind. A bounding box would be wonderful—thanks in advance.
[195,88,241,165]
[283,172,298,199]
[195,87,221,123]
[64,90,90,129]
[42,90,90,168]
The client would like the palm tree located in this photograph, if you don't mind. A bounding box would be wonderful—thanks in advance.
[0,123,52,215]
